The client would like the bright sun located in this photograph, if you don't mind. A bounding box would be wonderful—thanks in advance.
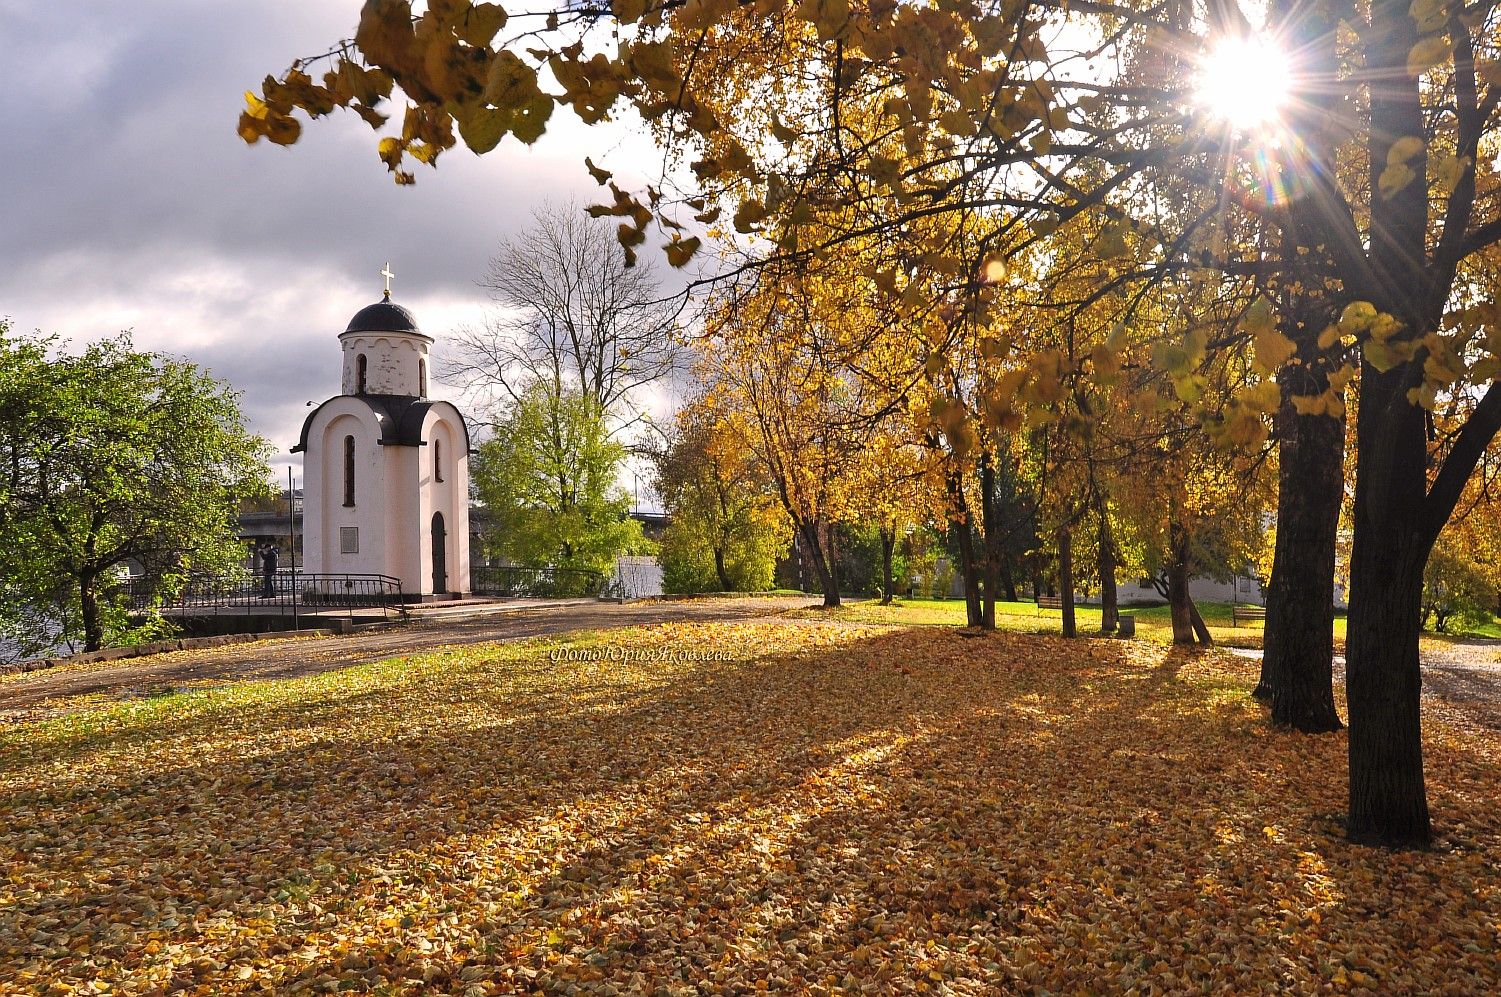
[1195,35,1292,133]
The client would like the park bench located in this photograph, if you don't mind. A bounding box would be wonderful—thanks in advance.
[1036,595,1065,614]
[1232,604,1268,627]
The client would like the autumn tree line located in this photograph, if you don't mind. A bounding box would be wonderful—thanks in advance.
[246,0,1501,846]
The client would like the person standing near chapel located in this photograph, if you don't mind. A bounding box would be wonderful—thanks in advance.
[260,541,279,599]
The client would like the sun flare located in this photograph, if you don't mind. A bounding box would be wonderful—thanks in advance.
[1195,35,1292,133]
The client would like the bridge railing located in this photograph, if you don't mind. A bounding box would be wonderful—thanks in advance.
[470,565,605,598]
[118,571,408,623]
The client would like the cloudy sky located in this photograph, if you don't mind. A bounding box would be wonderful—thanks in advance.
[2,1,671,486]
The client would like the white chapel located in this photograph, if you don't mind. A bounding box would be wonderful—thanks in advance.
[293,277,471,599]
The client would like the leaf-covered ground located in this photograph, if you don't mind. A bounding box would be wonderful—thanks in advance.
[2,622,1498,994]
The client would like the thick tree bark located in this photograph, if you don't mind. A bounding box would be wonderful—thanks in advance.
[1259,391,1344,729]
[1096,505,1119,634]
[1341,0,1433,848]
[1345,522,1430,846]
[1058,525,1076,638]
[1256,0,1344,727]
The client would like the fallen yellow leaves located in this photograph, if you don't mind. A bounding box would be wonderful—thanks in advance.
[1,621,1497,994]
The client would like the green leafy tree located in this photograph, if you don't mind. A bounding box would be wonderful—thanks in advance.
[1422,543,1497,635]
[473,385,642,574]
[653,394,789,594]
[0,328,272,656]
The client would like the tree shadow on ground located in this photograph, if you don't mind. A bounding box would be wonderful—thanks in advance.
[1,624,1496,993]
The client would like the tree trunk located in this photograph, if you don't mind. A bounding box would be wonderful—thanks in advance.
[1097,505,1119,634]
[1187,598,1213,646]
[79,569,104,653]
[1166,525,1196,645]
[980,454,999,630]
[954,523,983,627]
[1339,0,1434,850]
[1058,525,1076,638]
[879,526,896,605]
[947,468,983,627]
[713,545,732,592]
[1255,0,1345,726]
[999,554,1018,602]
[1345,524,1430,847]
[1260,386,1344,729]
[798,519,841,609]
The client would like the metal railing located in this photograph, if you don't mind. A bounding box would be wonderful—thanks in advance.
[118,571,408,624]
[470,564,606,598]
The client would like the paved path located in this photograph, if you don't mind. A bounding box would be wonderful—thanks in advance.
[0,597,819,721]
[1231,639,1501,731]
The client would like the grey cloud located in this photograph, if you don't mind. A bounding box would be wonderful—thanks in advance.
[1,0,668,479]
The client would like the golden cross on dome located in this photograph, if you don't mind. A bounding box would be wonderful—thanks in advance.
[380,262,395,298]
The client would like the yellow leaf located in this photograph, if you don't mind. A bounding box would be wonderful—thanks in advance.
[1253,327,1297,373]
[1387,135,1425,166]
[1243,379,1282,413]
[1407,36,1449,77]
[1364,338,1403,373]
[1379,163,1417,198]
[1433,154,1469,194]
[1290,392,1327,416]
[1338,301,1377,335]
[1173,373,1206,404]
[794,0,851,42]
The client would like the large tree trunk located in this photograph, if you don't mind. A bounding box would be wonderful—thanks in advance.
[1256,0,1344,728]
[79,569,104,653]
[1341,0,1433,848]
[1345,521,1430,847]
[1096,504,1119,634]
[1259,390,1344,730]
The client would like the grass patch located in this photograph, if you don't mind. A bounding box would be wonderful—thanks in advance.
[1,621,1497,993]
[799,597,1356,650]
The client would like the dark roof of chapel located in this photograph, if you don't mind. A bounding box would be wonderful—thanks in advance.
[291,394,471,454]
[343,296,426,337]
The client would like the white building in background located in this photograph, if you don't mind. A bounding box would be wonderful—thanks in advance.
[293,288,471,599]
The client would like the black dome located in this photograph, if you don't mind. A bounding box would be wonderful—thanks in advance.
[344,298,422,335]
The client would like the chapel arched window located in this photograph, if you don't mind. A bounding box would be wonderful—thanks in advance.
[343,435,356,507]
